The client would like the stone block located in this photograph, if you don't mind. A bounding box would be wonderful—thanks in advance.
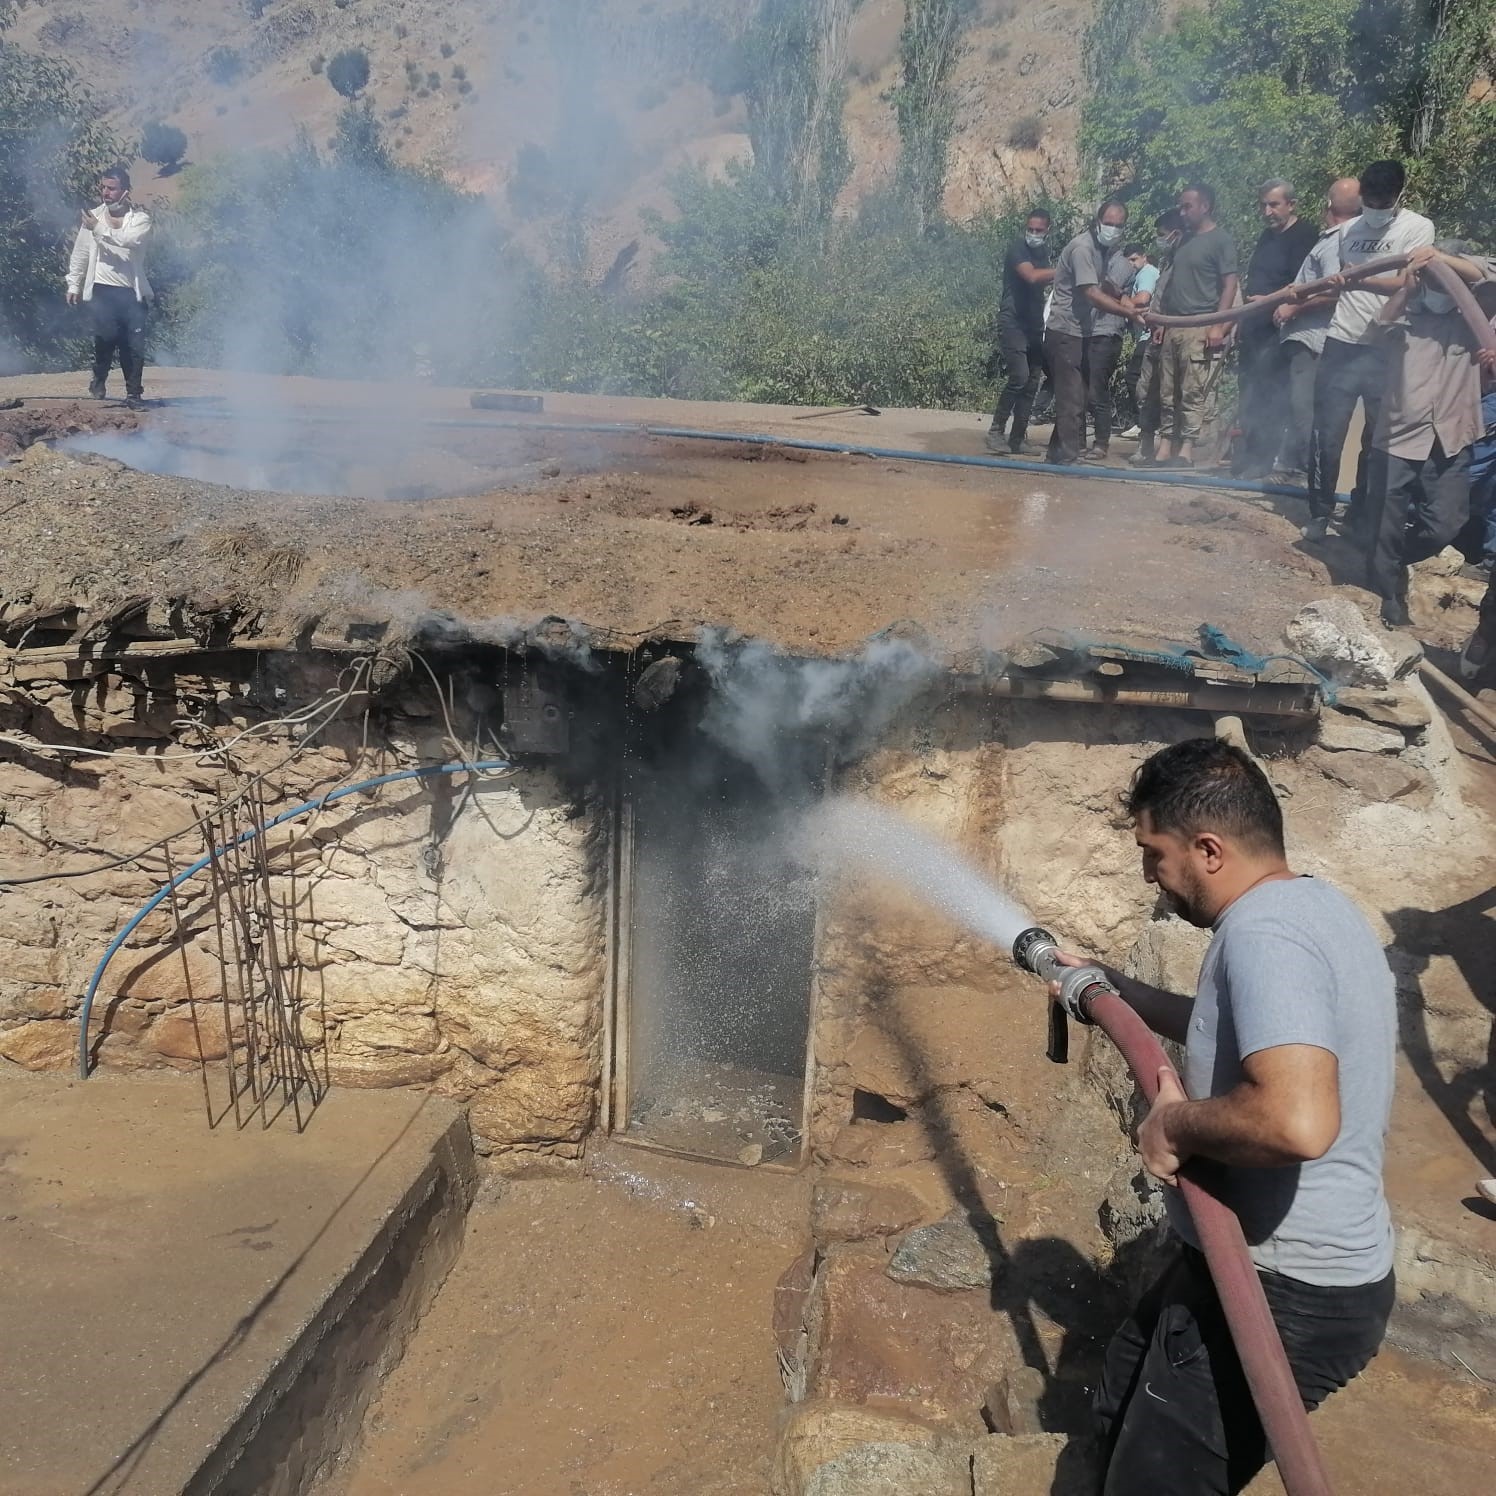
[1332,685,1431,731]
[1307,747,1428,803]
[811,1178,925,1244]
[318,920,406,965]
[325,1048,453,1088]
[1316,716,1405,754]
[1285,597,1421,688]
[802,1442,970,1496]
[315,962,435,1017]
[339,1012,440,1054]
[466,1045,598,1146]
[0,986,74,1022]
[823,1118,938,1171]
[0,1021,76,1070]
[982,1366,1047,1436]
[149,1003,237,1062]
[772,1403,957,1496]
[972,1433,1099,1494]
[887,1212,994,1292]
[0,939,66,987]
[808,1248,998,1428]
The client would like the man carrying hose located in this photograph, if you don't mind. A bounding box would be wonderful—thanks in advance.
[1304,160,1435,541]
[1365,242,1495,626]
[1054,739,1395,1494]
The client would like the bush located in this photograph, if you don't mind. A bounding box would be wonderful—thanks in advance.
[1008,114,1043,149]
[451,63,467,82]
[206,47,244,86]
[245,0,272,17]
[327,49,371,100]
[310,53,326,76]
[457,79,473,95]
[440,42,455,59]
[140,119,189,173]
[426,70,442,90]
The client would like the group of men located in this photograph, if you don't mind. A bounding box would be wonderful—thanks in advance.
[989,160,1496,629]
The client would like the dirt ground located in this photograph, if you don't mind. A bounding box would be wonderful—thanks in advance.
[325,1145,813,1496]
[0,371,1396,663]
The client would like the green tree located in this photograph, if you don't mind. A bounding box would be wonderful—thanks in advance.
[140,120,189,174]
[326,48,371,100]
[893,0,975,234]
[0,21,121,368]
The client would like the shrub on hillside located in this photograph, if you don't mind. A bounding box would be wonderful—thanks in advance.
[140,120,189,174]
[1008,114,1043,149]
[206,47,244,86]
[327,49,371,100]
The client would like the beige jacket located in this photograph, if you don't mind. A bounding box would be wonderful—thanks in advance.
[66,203,154,302]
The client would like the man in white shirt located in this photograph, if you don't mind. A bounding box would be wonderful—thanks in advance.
[1304,160,1434,540]
[65,165,154,407]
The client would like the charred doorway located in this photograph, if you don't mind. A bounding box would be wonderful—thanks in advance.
[611,663,817,1167]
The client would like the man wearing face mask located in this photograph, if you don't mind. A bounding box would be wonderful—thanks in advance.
[1304,160,1435,541]
[1366,242,1494,627]
[988,209,1057,455]
[1236,180,1319,478]
[1271,178,1362,490]
[1044,199,1142,467]
[1149,184,1238,469]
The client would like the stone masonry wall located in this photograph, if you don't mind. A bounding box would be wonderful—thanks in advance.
[0,653,607,1158]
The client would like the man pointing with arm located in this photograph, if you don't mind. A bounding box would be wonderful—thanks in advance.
[1054,738,1396,1495]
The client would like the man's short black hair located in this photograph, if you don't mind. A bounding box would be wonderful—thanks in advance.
[1124,739,1285,856]
[1123,241,1147,258]
[1025,207,1052,225]
[1358,159,1406,202]
[100,164,131,191]
[1180,182,1217,211]
[1155,208,1185,234]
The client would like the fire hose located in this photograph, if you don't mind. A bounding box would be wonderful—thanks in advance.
[1145,251,1496,358]
[1012,927,1336,1496]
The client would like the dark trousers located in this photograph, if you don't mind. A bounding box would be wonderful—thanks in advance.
[1280,340,1320,482]
[1368,439,1473,602]
[89,284,147,396]
[991,323,1045,448]
[1237,330,1291,473]
[1097,1247,1393,1496]
[1310,338,1386,520]
[1087,333,1124,452]
[1045,329,1088,464]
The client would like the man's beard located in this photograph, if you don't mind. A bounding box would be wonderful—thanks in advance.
[1164,872,1211,927]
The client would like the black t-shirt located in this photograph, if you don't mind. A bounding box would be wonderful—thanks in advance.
[999,238,1051,337]
[1245,218,1320,298]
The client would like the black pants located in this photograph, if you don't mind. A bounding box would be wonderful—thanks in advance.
[1237,330,1290,473]
[1280,340,1320,482]
[1086,333,1124,452]
[1096,1247,1393,1496]
[1310,338,1386,521]
[1368,439,1473,602]
[992,322,1046,448]
[89,284,147,397]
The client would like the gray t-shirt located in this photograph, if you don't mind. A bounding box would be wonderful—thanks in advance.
[1048,230,1134,339]
[1164,877,1395,1287]
[1158,224,1237,316]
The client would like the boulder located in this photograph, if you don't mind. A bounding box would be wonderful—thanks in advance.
[887,1211,995,1292]
[1332,685,1431,731]
[0,1021,76,1070]
[1316,716,1405,754]
[811,1178,925,1244]
[1285,598,1422,688]
[972,1433,1099,1494]
[772,1403,961,1496]
[1307,748,1428,804]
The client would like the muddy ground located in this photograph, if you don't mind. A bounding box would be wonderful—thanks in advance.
[0,371,1434,663]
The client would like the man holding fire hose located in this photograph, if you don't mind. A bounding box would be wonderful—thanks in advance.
[1053,739,1395,1495]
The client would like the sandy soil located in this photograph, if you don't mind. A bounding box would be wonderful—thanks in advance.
[326,1145,812,1496]
[0,372,1358,663]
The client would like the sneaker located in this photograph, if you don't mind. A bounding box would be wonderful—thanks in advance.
[125,395,147,411]
[1380,597,1412,628]
[1116,424,1141,440]
[1127,451,1157,468]
[87,380,106,400]
[1479,1179,1496,1206]
[1301,517,1330,541]
[983,430,1007,455]
[1009,441,1043,457]
[1080,446,1110,464]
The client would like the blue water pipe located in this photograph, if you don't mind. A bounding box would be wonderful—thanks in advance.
[171,405,1349,504]
[76,758,511,1079]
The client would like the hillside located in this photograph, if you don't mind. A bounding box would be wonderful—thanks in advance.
[8,0,1092,272]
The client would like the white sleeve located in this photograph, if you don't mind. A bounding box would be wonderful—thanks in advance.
[66,227,91,291]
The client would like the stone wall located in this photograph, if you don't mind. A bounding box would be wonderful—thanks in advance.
[0,652,607,1159]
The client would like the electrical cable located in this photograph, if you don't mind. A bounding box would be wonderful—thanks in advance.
[76,756,513,1079]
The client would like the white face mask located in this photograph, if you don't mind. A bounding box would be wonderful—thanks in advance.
[1421,290,1456,314]
[1361,205,1397,230]
[1025,232,1048,249]
[1096,223,1123,247]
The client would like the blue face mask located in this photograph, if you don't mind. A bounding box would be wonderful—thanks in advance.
[1025,232,1048,249]
[1096,223,1123,247]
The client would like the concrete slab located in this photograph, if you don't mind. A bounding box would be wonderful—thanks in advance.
[0,1069,475,1496]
